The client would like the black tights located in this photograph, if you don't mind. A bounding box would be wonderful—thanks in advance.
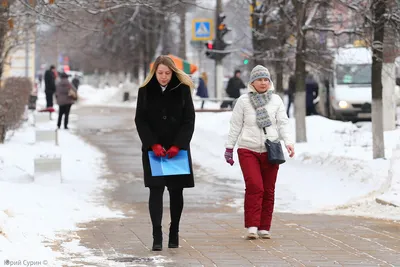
[57,104,72,128]
[149,187,184,230]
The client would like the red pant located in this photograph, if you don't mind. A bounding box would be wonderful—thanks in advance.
[238,148,279,230]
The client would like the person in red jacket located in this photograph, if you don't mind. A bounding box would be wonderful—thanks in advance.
[134,55,195,251]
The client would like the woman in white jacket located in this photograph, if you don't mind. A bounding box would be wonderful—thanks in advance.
[224,65,295,239]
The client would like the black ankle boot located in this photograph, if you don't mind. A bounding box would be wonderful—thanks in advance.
[168,225,179,248]
[152,226,162,251]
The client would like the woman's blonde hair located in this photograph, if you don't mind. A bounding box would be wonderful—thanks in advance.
[140,55,194,89]
[200,72,208,86]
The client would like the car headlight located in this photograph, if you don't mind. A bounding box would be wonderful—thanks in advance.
[338,100,349,109]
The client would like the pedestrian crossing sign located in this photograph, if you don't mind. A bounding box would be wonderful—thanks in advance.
[192,19,214,41]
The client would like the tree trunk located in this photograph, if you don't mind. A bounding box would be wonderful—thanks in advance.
[371,0,386,159]
[178,7,186,59]
[161,17,171,55]
[251,0,265,66]
[0,125,5,144]
[382,19,397,131]
[139,48,145,83]
[0,7,8,80]
[275,6,286,100]
[160,0,171,55]
[294,0,307,143]
[294,53,307,143]
[131,63,138,82]
[275,59,284,99]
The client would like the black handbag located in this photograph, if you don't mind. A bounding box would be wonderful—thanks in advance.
[265,139,286,165]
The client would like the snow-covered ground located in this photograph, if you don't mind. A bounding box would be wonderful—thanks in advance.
[77,84,136,108]
[1,83,399,265]
[0,96,124,265]
[191,111,400,221]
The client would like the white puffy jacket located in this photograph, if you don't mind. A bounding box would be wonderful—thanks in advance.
[225,84,294,153]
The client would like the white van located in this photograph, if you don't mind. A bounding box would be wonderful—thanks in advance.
[329,46,373,120]
[327,46,400,121]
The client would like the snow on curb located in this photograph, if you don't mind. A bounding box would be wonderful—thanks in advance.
[375,144,400,207]
[0,120,125,264]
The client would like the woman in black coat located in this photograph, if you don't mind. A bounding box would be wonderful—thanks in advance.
[134,55,195,251]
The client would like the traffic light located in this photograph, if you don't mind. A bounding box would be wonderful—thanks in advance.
[205,14,231,61]
[215,13,231,59]
[243,59,249,65]
[205,41,216,60]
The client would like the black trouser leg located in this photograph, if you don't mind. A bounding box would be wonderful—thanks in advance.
[64,104,72,128]
[149,187,165,251]
[57,105,66,128]
[46,92,53,107]
[168,188,183,248]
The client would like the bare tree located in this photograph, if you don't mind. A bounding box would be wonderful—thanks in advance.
[178,5,187,59]
[289,0,362,143]
[338,0,400,159]
[291,0,311,142]
[0,0,200,79]
[371,0,386,158]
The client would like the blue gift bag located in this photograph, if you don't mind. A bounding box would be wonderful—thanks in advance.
[148,150,190,176]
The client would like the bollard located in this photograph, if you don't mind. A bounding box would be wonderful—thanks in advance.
[35,113,50,124]
[34,156,62,183]
[35,129,57,144]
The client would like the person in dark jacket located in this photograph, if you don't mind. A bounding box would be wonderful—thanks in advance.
[196,72,209,109]
[72,75,80,90]
[134,55,195,252]
[44,65,56,108]
[55,73,76,129]
[287,75,296,117]
[220,70,246,108]
[305,73,319,116]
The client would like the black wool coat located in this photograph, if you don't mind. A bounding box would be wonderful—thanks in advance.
[44,69,56,93]
[134,73,195,188]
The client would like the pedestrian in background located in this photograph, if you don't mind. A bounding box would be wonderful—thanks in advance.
[220,70,246,109]
[196,72,209,109]
[305,73,319,116]
[287,74,296,117]
[72,75,80,91]
[134,55,196,251]
[44,65,56,108]
[55,72,77,130]
[224,65,295,240]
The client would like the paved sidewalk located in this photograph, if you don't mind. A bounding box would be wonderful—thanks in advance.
[60,106,400,267]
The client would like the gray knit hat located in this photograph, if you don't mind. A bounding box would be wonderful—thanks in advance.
[249,65,271,84]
